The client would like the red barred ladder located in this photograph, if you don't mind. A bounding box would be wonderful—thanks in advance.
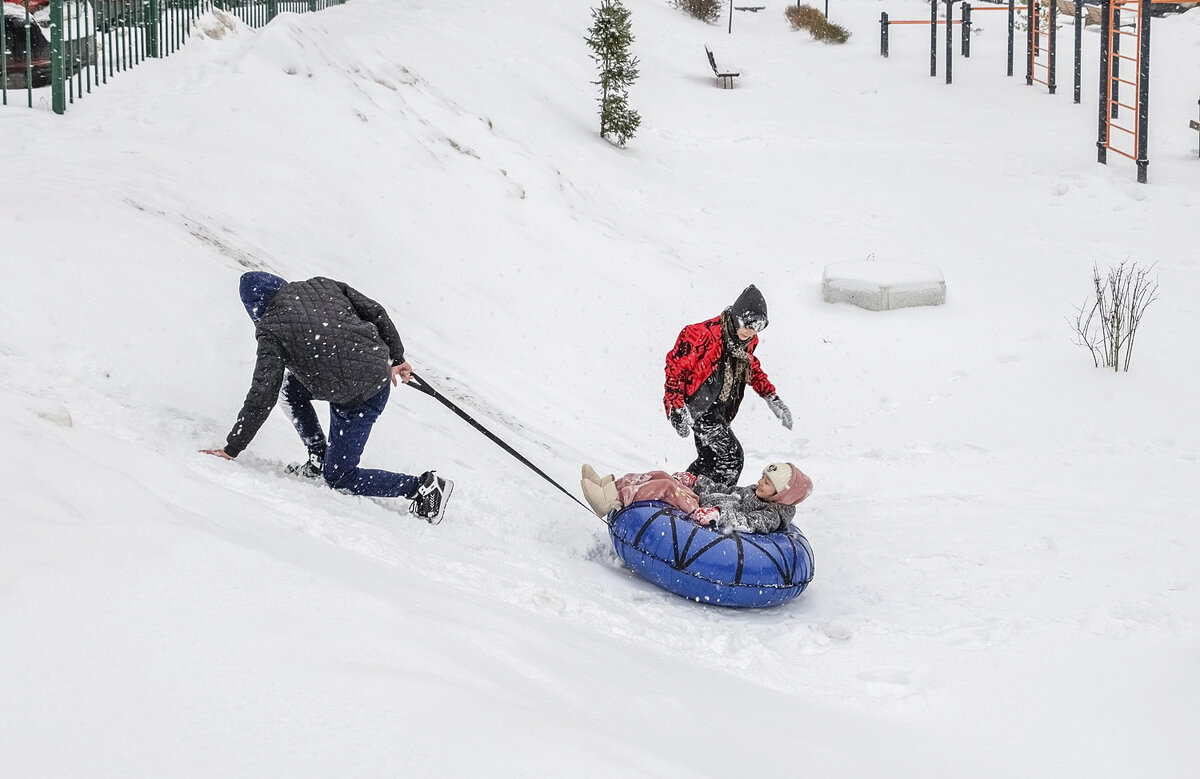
[1096,0,1151,182]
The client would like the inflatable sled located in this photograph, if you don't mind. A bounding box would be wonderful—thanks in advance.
[607,500,815,608]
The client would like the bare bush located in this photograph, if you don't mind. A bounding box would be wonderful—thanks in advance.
[1070,260,1159,372]
[785,4,852,44]
[671,0,722,24]
[786,4,826,29]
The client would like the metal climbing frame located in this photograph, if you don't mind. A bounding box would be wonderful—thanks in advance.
[1097,0,1151,182]
[1026,0,1058,93]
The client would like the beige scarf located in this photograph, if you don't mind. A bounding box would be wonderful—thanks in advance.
[718,309,751,402]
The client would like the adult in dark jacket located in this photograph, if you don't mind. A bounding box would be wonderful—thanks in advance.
[663,284,792,486]
[201,272,452,523]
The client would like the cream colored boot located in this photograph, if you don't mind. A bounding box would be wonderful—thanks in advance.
[583,463,615,488]
[581,478,611,518]
[600,480,621,513]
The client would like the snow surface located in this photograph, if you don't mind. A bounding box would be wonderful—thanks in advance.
[3,1,1200,776]
[824,260,945,287]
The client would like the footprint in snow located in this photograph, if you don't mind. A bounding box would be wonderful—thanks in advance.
[857,668,922,699]
[532,592,567,614]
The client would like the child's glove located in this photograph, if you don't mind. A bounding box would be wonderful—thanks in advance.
[672,471,698,488]
[692,506,720,527]
[765,394,793,430]
[668,406,693,438]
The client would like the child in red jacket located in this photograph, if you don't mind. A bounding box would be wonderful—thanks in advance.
[663,284,792,486]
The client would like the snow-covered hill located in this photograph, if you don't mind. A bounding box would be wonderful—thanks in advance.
[3,1,1199,775]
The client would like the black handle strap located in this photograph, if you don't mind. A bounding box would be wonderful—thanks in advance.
[407,373,592,514]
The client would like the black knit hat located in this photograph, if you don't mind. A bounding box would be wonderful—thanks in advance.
[731,284,768,331]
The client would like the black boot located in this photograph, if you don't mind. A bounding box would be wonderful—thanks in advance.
[411,470,454,524]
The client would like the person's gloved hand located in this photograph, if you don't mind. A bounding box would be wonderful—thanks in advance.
[691,506,720,527]
[672,471,698,488]
[765,394,792,430]
[668,406,694,438]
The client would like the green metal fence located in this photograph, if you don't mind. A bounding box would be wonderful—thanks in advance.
[2,0,347,112]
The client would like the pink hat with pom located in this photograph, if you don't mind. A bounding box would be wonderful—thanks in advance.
[762,463,813,506]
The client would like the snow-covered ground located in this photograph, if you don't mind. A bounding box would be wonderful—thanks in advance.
[3,1,1199,775]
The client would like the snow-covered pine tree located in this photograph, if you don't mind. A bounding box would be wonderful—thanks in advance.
[585,0,642,147]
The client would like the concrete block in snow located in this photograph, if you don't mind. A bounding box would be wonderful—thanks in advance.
[822,260,946,311]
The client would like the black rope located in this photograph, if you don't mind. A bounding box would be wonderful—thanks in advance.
[406,373,592,514]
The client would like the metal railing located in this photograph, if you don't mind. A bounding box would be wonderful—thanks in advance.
[3,0,347,112]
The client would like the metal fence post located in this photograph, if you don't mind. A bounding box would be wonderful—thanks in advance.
[51,0,65,113]
[1007,0,1014,76]
[1136,1,1151,183]
[1048,0,1057,94]
[24,0,35,105]
[147,0,160,58]
[1097,0,1110,163]
[1028,0,1036,85]
[930,0,937,77]
[945,0,953,85]
[880,12,889,57]
[962,3,971,58]
[1080,0,1089,103]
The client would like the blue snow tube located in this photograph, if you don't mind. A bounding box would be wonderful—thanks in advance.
[607,500,815,608]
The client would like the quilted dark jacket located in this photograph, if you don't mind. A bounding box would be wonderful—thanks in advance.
[224,277,405,457]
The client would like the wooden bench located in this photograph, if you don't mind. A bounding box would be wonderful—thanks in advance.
[734,5,767,10]
[705,45,739,89]
[1058,0,1103,25]
[1190,118,1200,159]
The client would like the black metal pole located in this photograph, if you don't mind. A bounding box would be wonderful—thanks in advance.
[1026,0,1033,85]
[962,4,972,58]
[881,12,890,57]
[728,0,733,33]
[931,0,938,77]
[1007,0,1015,76]
[50,0,65,113]
[1080,0,1089,103]
[1136,1,1151,183]
[945,0,954,85]
[1048,0,1057,94]
[1097,0,1110,163]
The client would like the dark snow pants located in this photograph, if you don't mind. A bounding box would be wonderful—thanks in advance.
[686,412,744,487]
[281,376,420,498]
[282,373,327,461]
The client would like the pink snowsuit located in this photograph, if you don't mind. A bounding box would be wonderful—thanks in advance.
[614,470,700,515]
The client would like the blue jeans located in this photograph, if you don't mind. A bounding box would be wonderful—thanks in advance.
[281,375,419,498]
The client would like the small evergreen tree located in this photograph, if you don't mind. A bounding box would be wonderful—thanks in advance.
[586,0,641,147]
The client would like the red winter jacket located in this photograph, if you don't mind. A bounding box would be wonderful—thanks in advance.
[663,315,775,418]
